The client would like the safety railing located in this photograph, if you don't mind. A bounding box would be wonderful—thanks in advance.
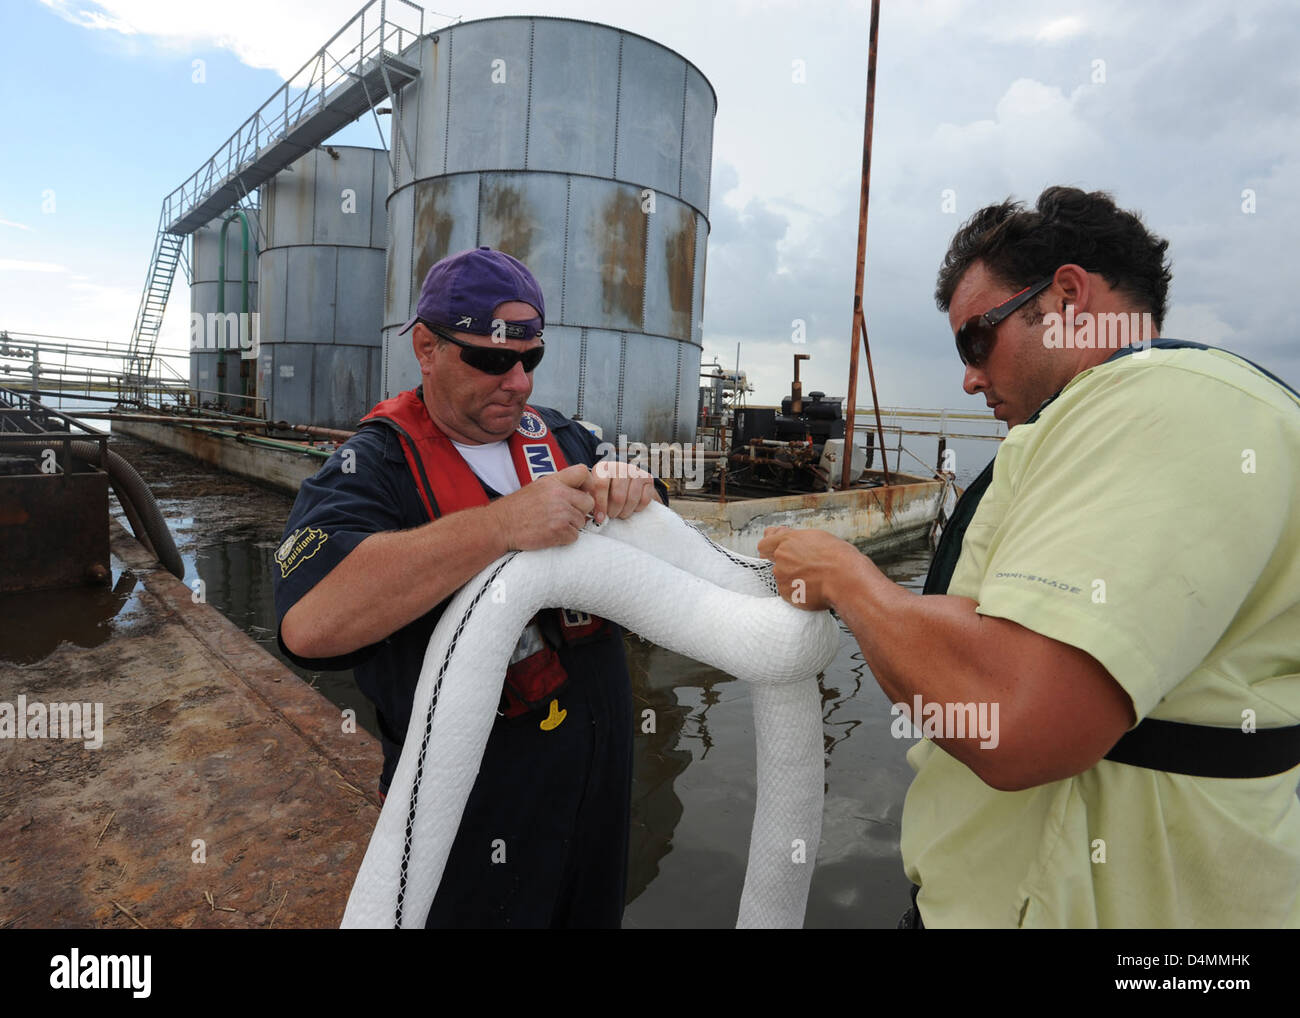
[160,0,424,232]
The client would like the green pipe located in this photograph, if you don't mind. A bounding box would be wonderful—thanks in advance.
[236,433,331,457]
[185,423,332,459]
[218,210,254,408]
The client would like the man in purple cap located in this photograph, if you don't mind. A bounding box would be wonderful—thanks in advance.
[273,246,662,927]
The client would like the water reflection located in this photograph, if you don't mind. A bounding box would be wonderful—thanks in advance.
[0,567,143,664]
[191,536,377,735]
[822,634,868,764]
[621,544,934,929]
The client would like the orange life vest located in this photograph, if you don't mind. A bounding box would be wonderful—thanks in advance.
[360,388,612,717]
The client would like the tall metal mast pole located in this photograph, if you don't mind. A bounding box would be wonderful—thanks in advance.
[841,0,891,489]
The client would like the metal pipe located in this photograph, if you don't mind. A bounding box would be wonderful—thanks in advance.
[808,463,833,492]
[68,402,357,444]
[278,422,358,442]
[840,0,891,489]
[73,412,268,428]
[719,425,728,505]
[730,454,817,469]
[186,384,268,406]
[0,389,128,405]
[791,353,809,415]
[743,438,812,449]
[233,432,333,457]
[170,421,330,458]
[218,209,254,408]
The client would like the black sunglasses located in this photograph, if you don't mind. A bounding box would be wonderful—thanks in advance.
[955,276,1054,368]
[422,320,545,376]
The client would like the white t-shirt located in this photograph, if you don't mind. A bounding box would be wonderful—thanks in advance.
[451,438,538,659]
[450,439,520,495]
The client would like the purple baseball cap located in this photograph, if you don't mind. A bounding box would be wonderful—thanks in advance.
[398,246,545,340]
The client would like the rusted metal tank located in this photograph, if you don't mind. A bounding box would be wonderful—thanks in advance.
[257,146,388,430]
[382,16,716,445]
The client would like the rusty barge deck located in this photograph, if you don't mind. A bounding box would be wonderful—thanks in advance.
[0,519,383,929]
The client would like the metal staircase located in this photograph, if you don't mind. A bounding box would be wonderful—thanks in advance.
[122,0,425,403]
[122,207,187,403]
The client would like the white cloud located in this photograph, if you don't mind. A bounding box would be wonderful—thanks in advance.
[995,78,1070,119]
[0,260,190,355]
[0,259,66,273]
[1035,16,1086,44]
[888,0,967,32]
[40,0,137,34]
[0,219,33,232]
[67,280,137,299]
[924,78,1105,197]
[37,0,408,79]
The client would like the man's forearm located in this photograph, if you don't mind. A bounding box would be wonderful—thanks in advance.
[827,556,1132,790]
[281,504,510,660]
[828,559,1008,766]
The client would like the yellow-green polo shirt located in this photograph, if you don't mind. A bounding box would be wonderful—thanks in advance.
[901,345,1300,927]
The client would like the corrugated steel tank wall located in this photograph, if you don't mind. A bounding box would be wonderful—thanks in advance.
[189,211,259,404]
[257,145,388,429]
[383,17,715,445]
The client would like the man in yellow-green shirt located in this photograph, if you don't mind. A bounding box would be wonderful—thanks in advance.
[759,186,1300,927]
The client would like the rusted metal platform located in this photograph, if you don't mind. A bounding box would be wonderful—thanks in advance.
[0,392,112,593]
[0,519,383,929]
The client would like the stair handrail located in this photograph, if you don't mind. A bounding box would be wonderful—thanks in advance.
[160,0,424,234]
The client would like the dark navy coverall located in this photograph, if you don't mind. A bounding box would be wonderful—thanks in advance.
[273,406,645,928]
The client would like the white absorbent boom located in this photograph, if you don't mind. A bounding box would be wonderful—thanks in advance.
[341,502,839,928]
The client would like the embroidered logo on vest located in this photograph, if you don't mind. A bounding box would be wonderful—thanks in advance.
[517,410,548,439]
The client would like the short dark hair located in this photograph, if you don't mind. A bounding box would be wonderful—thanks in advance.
[935,186,1173,330]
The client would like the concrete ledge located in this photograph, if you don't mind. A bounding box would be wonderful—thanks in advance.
[115,421,321,495]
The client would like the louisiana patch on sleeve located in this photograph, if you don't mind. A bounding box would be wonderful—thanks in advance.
[276,526,329,578]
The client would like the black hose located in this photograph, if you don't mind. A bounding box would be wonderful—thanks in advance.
[112,474,159,561]
[92,443,185,580]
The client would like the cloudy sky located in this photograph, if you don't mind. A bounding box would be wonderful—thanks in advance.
[2,0,1297,412]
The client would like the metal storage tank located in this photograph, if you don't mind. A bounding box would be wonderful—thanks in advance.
[257,145,388,429]
[189,209,259,410]
[382,16,715,445]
